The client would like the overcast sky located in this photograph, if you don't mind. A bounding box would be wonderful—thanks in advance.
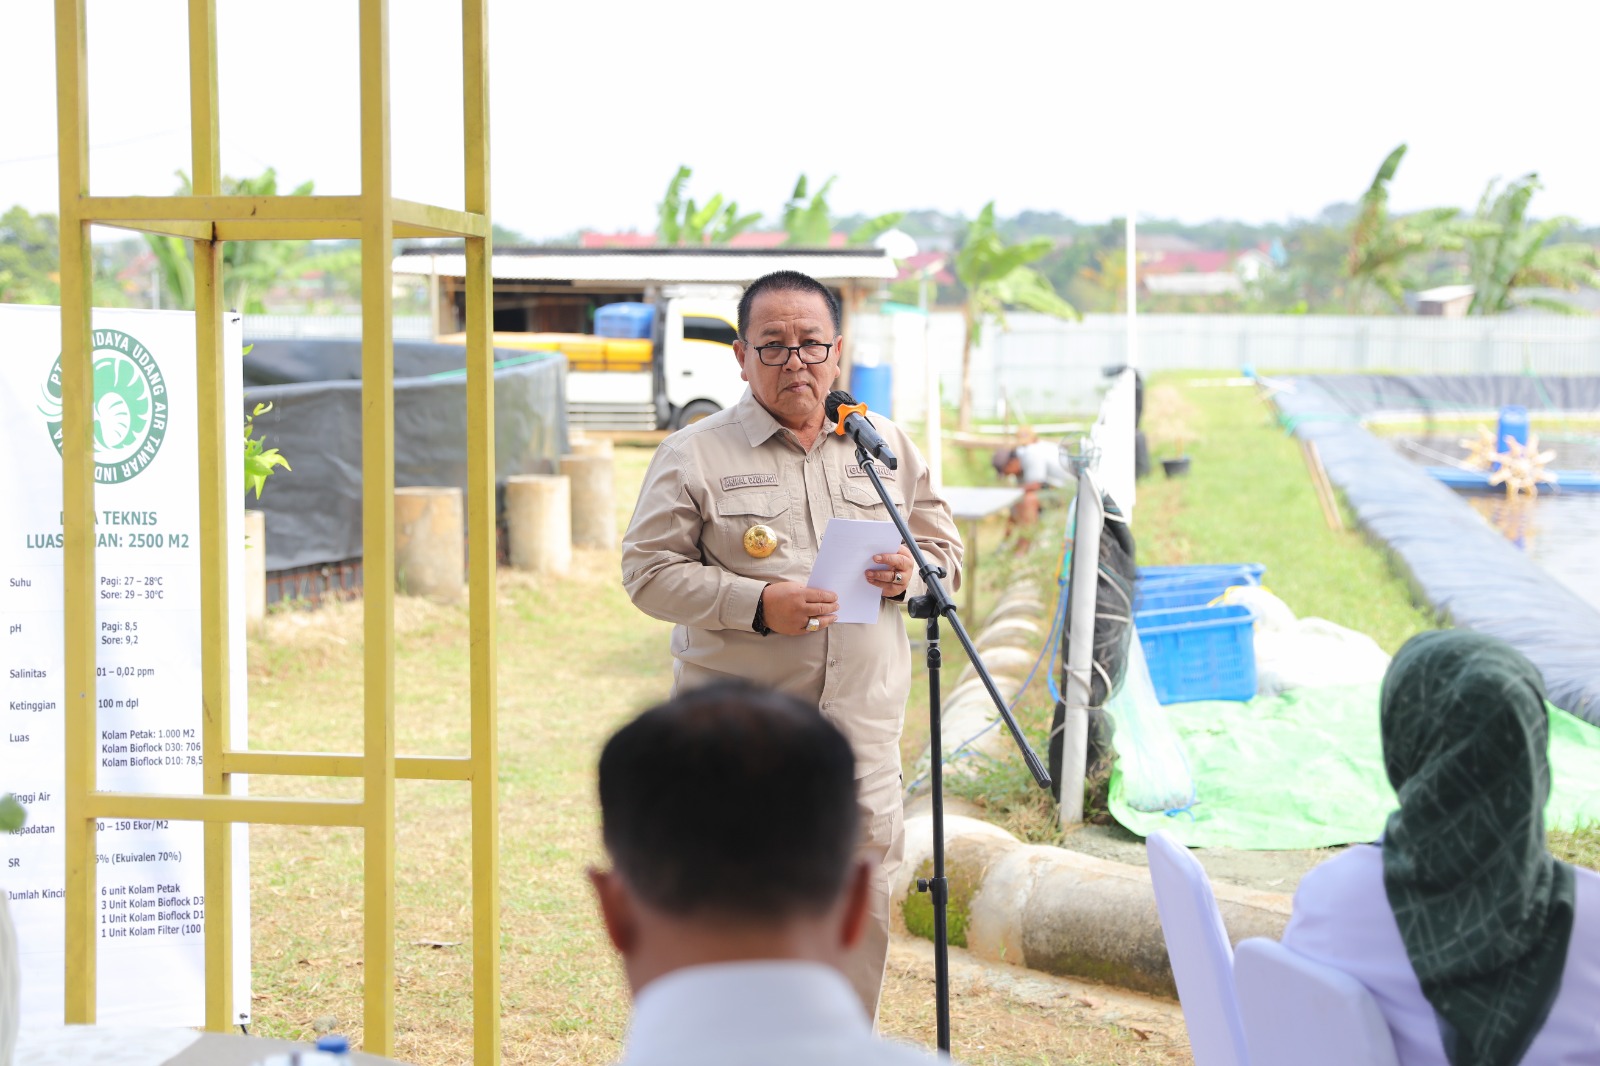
[5,0,1599,241]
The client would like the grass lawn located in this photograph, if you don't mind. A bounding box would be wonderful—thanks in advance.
[245,443,1188,1065]
[937,375,1600,868]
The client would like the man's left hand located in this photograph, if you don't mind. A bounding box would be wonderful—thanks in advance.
[866,545,914,597]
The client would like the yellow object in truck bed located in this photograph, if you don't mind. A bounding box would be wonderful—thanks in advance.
[436,331,653,372]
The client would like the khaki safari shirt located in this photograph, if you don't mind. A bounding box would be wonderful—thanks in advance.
[621,390,963,774]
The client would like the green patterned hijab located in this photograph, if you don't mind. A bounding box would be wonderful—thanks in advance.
[1380,629,1577,1066]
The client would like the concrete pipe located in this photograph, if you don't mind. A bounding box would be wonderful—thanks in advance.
[394,486,465,601]
[983,598,1047,628]
[895,815,1292,997]
[954,645,1037,689]
[505,475,572,576]
[244,509,267,635]
[561,453,617,550]
[973,617,1042,655]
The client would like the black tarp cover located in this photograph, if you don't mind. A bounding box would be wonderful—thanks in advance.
[243,340,568,571]
[1275,375,1600,726]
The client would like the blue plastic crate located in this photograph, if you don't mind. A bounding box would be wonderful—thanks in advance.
[1136,604,1257,704]
[1137,563,1266,587]
[594,302,656,339]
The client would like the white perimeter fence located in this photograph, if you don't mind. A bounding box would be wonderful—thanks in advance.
[857,311,1600,422]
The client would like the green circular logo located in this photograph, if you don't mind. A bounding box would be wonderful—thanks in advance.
[39,330,169,484]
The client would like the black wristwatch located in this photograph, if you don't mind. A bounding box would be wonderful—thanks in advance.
[752,585,773,636]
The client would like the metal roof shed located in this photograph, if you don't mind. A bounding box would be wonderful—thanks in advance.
[392,245,897,337]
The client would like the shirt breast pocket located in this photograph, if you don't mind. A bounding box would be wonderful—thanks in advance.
[710,491,792,574]
[839,479,906,521]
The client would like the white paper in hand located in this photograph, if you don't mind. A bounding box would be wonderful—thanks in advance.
[808,518,905,624]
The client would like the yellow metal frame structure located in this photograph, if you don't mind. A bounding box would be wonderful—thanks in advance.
[53,1,498,1059]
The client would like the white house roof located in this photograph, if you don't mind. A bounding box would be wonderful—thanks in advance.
[392,246,897,284]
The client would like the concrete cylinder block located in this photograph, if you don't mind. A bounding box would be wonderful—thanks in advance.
[569,436,614,459]
[394,486,465,601]
[560,453,616,550]
[505,475,572,576]
[244,510,266,635]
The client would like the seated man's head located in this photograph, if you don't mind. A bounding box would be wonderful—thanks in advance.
[589,681,868,993]
[992,448,1021,479]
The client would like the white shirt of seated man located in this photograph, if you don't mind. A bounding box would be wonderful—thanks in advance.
[590,859,935,1066]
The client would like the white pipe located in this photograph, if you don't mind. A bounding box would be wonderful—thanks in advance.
[922,275,942,491]
[1058,471,1105,827]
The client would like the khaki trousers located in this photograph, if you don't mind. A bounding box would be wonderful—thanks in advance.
[842,760,906,1023]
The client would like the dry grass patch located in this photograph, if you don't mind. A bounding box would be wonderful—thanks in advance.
[243,442,1188,1064]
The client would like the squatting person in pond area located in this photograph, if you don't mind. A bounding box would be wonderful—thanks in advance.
[620,269,963,1020]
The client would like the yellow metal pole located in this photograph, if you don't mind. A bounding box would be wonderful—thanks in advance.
[187,0,234,1033]
[54,0,98,1025]
[359,0,397,1054]
[462,1,500,1061]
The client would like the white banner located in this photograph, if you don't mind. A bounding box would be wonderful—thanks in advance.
[0,305,250,1026]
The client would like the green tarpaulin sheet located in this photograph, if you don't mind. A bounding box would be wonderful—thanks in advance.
[1108,683,1600,850]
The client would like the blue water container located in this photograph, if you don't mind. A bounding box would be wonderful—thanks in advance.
[594,302,655,339]
[1497,405,1529,450]
[850,364,893,419]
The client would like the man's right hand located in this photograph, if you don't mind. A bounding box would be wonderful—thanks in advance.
[761,582,839,636]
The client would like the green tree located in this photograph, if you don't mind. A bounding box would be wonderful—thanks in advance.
[1466,174,1600,315]
[780,174,903,247]
[0,205,62,303]
[656,165,762,246]
[143,167,314,313]
[1346,144,1472,311]
[1,204,130,307]
[953,202,1079,432]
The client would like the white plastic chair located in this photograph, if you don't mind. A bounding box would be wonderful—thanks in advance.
[1146,829,1250,1066]
[1233,937,1401,1066]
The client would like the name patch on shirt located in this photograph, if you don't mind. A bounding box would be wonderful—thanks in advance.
[720,473,779,490]
[845,464,896,481]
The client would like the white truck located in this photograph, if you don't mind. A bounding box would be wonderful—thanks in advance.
[443,287,748,431]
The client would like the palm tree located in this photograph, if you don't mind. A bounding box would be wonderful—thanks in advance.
[953,202,1079,432]
[1346,144,1472,311]
[1466,174,1600,314]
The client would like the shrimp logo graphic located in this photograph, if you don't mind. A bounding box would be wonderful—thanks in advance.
[38,330,169,484]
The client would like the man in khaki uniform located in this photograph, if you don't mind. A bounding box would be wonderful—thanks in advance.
[620,270,963,1019]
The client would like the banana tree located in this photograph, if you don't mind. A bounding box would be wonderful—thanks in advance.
[1346,144,1474,311]
[781,174,903,247]
[953,202,1078,431]
[1467,174,1600,315]
[142,166,313,312]
[656,165,762,246]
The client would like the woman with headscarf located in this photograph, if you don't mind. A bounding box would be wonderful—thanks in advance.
[1281,629,1600,1066]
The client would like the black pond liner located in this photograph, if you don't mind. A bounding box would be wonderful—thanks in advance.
[1274,374,1600,726]
[242,339,570,573]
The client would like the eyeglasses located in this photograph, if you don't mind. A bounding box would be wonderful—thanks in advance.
[751,342,834,366]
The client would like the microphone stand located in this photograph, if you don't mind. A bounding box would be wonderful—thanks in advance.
[855,447,1051,1055]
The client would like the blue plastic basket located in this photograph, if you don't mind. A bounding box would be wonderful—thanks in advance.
[1134,563,1265,613]
[1135,604,1257,704]
[1136,583,1241,612]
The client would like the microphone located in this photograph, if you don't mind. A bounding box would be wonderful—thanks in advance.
[826,389,898,470]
